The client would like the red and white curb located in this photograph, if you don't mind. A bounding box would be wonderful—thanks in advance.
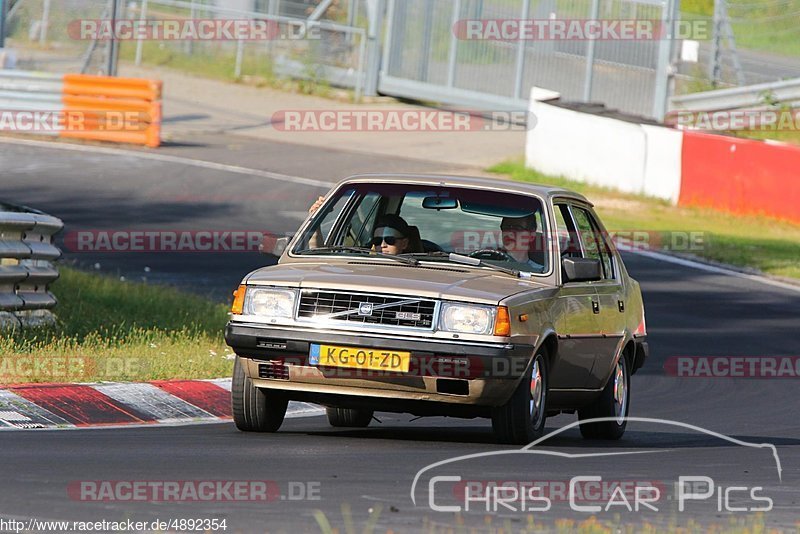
[0,379,323,430]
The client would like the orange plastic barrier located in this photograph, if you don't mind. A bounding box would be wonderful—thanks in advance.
[61,74,162,148]
[680,131,800,223]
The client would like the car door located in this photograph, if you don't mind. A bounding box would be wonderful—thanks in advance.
[570,204,627,389]
[550,202,601,390]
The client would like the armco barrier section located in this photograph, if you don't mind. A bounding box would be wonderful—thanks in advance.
[525,99,683,203]
[0,205,63,328]
[680,132,800,223]
[0,70,162,148]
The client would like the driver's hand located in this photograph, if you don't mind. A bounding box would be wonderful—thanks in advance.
[309,196,325,214]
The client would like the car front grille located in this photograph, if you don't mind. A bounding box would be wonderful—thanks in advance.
[297,290,436,330]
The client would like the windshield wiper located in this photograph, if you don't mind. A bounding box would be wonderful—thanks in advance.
[295,246,418,266]
[445,252,522,278]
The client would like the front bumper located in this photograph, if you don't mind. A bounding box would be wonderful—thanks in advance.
[225,322,536,409]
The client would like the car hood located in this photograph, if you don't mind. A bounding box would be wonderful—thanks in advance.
[244,260,550,304]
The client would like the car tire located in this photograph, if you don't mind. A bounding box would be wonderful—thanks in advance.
[491,350,548,445]
[326,407,373,428]
[231,356,288,432]
[578,353,630,440]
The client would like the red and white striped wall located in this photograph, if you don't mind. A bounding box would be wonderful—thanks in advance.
[526,99,800,223]
[0,379,322,430]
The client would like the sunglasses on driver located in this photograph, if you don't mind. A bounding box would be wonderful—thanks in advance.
[371,228,405,247]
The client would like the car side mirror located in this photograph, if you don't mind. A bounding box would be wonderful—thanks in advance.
[562,257,602,283]
[260,235,291,256]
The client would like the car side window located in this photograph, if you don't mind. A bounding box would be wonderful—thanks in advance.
[554,204,582,258]
[571,206,614,280]
[339,192,382,247]
[297,190,353,250]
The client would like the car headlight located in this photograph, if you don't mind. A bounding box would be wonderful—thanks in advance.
[439,303,498,335]
[243,288,297,318]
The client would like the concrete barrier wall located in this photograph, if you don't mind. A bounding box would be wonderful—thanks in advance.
[526,94,800,221]
[525,99,683,203]
[680,132,800,223]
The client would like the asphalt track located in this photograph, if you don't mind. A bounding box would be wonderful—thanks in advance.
[1,136,799,532]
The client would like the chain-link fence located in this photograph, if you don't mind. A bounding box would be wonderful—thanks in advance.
[3,0,110,72]
[2,0,799,119]
[673,0,800,96]
[382,0,673,118]
[2,0,369,97]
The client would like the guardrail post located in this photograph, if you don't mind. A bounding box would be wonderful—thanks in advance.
[652,0,679,121]
[582,0,600,102]
[235,38,244,78]
[513,0,531,99]
[364,0,385,96]
[135,0,149,66]
[446,0,461,88]
[40,0,51,46]
[106,0,121,76]
[0,0,7,49]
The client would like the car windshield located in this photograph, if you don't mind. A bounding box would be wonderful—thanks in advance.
[292,183,550,275]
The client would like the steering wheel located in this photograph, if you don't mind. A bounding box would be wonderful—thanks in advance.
[468,248,515,262]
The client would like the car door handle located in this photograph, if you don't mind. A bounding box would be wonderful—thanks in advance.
[592,300,600,314]
[618,300,625,312]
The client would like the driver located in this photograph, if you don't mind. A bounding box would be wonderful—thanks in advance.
[500,214,545,271]
[308,197,411,255]
[370,214,411,255]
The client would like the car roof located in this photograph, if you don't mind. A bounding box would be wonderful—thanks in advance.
[337,173,592,206]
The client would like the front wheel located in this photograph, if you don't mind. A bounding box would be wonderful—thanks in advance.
[491,350,548,445]
[578,353,630,440]
[231,357,288,432]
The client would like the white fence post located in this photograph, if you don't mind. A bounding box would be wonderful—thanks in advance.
[39,0,51,46]
[235,38,244,78]
[135,0,149,66]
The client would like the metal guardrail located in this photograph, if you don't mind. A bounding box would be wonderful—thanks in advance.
[669,77,800,112]
[0,203,63,327]
[0,69,63,119]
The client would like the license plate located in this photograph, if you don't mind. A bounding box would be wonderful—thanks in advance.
[309,344,411,373]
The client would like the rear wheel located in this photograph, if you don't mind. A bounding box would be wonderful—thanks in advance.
[231,357,288,432]
[491,350,548,445]
[326,407,373,428]
[578,353,630,440]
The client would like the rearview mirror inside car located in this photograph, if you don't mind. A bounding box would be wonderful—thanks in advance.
[562,257,602,283]
[421,196,458,210]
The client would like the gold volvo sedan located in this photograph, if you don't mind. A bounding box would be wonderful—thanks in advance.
[224,174,648,444]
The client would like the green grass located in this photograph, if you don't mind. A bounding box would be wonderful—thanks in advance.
[1,267,233,384]
[118,41,275,83]
[680,0,800,58]
[489,161,800,280]
[117,40,337,98]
